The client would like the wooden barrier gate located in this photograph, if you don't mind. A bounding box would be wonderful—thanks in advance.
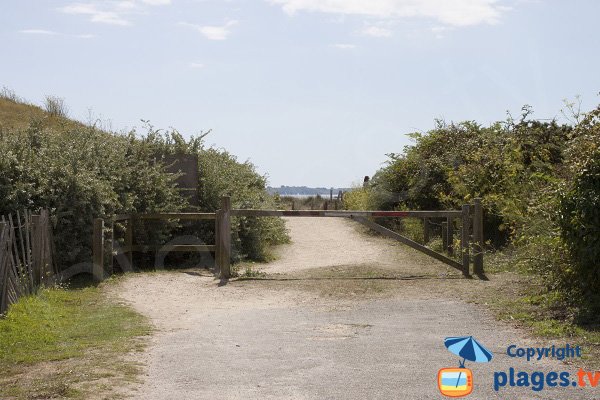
[216,196,484,279]
[95,197,483,281]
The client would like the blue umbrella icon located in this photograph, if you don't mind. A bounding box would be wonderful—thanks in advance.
[444,336,493,387]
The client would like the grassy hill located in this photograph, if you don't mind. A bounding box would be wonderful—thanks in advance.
[0,91,83,131]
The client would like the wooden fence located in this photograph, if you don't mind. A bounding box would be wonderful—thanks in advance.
[106,212,218,275]
[217,197,484,279]
[93,197,484,281]
[0,209,56,314]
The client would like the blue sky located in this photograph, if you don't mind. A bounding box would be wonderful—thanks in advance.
[1,0,599,187]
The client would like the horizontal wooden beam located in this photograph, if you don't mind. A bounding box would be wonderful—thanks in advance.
[231,209,462,218]
[136,213,216,220]
[352,217,464,271]
[114,213,216,221]
[115,244,216,253]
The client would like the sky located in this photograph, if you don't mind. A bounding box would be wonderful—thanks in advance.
[1,0,599,188]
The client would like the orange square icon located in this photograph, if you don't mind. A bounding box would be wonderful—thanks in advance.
[438,368,473,397]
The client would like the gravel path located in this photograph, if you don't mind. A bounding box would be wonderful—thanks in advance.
[116,218,592,399]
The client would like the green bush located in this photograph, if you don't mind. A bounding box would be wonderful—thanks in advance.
[197,147,289,261]
[0,120,185,267]
[347,101,600,319]
[558,108,600,314]
[0,111,288,269]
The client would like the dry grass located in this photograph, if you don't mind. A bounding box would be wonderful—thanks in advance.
[0,98,82,131]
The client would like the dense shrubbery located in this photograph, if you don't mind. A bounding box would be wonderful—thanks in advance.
[198,147,289,261]
[0,102,288,268]
[558,107,600,317]
[139,128,289,261]
[348,103,600,320]
[0,118,185,268]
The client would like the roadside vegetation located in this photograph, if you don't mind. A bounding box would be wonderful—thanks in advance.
[345,99,600,358]
[0,88,288,267]
[0,88,290,395]
[0,278,151,399]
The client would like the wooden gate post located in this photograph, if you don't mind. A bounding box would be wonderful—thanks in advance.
[441,221,448,253]
[218,196,231,279]
[125,217,133,269]
[461,205,470,275]
[214,210,221,270]
[446,217,454,256]
[473,198,484,274]
[92,218,104,282]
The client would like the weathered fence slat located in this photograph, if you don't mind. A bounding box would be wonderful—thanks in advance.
[0,209,55,314]
[23,210,34,286]
[92,218,104,282]
[0,222,9,313]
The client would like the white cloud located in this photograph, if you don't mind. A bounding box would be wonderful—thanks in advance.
[333,43,356,49]
[179,20,238,40]
[19,29,60,35]
[361,25,392,37]
[61,3,131,26]
[268,0,507,27]
[60,1,172,26]
[140,0,172,4]
[19,29,98,39]
[189,62,205,68]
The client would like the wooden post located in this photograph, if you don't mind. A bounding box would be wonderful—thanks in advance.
[446,217,454,256]
[473,198,484,274]
[110,221,115,276]
[441,221,448,253]
[30,214,41,286]
[218,196,231,279]
[0,222,7,313]
[423,218,430,243]
[38,210,52,284]
[461,205,470,275]
[125,217,133,269]
[92,218,104,282]
[214,210,221,270]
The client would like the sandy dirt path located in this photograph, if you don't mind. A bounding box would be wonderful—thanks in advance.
[116,218,591,399]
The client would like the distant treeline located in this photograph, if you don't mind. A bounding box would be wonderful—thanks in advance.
[345,102,600,322]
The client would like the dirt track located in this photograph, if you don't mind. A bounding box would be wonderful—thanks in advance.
[116,218,591,399]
